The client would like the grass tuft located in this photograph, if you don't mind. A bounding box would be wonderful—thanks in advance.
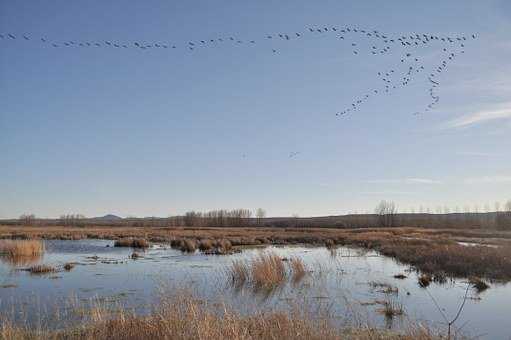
[28,264,56,274]
[289,257,307,283]
[63,263,75,271]
[469,277,490,293]
[114,238,149,248]
[180,239,197,253]
[251,253,287,289]
[418,274,432,288]
[0,239,44,257]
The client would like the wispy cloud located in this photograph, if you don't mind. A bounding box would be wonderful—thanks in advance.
[457,151,500,157]
[464,176,511,184]
[446,105,511,128]
[365,178,441,185]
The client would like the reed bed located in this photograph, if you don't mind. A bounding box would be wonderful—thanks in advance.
[289,257,307,282]
[228,253,310,290]
[28,264,56,274]
[0,292,441,340]
[113,238,149,248]
[251,253,287,288]
[0,239,44,257]
[2,224,511,281]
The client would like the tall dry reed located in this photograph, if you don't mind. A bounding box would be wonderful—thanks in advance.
[251,252,287,289]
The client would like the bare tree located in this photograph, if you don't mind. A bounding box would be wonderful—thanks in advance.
[291,213,300,227]
[375,201,397,227]
[19,214,36,226]
[505,200,511,212]
[256,208,266,225]
[59,214,86,227]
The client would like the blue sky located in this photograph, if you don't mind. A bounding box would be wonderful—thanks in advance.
[1,0,510,218]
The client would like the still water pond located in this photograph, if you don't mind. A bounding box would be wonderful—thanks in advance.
[0,240,510,339]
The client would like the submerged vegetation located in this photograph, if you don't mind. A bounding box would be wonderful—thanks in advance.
[28,264,56,274]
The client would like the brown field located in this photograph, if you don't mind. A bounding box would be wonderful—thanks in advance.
[1,225,511,281]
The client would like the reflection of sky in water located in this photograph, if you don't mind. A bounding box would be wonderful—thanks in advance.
[0,239,510,339]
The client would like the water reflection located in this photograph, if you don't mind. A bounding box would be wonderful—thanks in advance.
[0,240,509,339]
[0,254,43,267]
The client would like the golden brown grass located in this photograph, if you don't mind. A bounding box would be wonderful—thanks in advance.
[229,259,250,286]
[2,224,511,280]
[251,252,287,289]
[289,257,307,283]
[0,292,441,340]
[198,238,214,251]
[228,253,309,289]
[28,264,56,274]
[0,240,45,266]
[114,238,149,248]
[180,239,197,253]
[0,239,44,257]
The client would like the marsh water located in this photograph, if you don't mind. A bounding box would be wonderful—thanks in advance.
[1,240,510,339]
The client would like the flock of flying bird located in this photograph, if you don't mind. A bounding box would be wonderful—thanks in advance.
[2,25,476,160]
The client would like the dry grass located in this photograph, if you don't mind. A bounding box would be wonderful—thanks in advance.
[228,252,291,290]
[114,238,149,248]
[379,299,405,319]
[469,277,490,293]
[63,263,75,271]
[180,239,197,253]
[418,274,432,288]
[0,240,45,267]
[0,292,441,340]
[2,224,511,281]
[251,252,287,289]
[228,259,250,286]
[28,264,56,274]
[198,238,214,251]
[289,257,307,283]
[376,240,511,281]
[0,239,44,257]
[369,282,399,295]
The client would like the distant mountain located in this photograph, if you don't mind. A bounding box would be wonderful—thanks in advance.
[92,214,123,221]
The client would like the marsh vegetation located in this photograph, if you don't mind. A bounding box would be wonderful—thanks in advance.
[0,229,510,339]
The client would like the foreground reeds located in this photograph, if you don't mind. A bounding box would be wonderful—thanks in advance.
[0,240,45,266]
[0,239,44,257]
[0,292,441,340]
[289,257,307,283]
